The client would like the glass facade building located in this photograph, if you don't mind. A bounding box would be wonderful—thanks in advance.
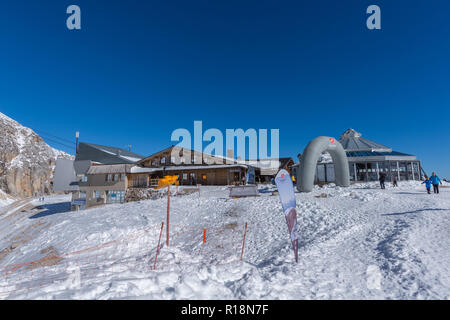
[346,152,421,182]
[293,129,423,184]
[340,129,422,182]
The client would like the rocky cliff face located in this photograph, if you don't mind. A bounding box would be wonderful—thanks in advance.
[0,112,73,198]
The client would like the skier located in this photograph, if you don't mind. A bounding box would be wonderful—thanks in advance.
[430,172,442,194]
[422,176,432,194]
[379,172,386,189]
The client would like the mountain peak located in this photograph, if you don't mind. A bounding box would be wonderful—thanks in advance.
[0,111,73,198]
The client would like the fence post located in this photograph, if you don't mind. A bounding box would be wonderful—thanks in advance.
[203,228,206,244]
[240,222,248,260]
[154,222,164,270]
[166,185,170,246]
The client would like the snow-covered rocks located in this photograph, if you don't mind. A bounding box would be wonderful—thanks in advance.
[0,190,14,208]
[0,112,72,198]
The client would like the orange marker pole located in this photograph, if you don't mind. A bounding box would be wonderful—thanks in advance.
[166,185,170,246]
[203,228,207,243]
[240,222,248,260]
[153,222,164,270]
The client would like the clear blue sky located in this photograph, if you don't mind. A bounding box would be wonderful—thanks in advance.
[0,0,449,178]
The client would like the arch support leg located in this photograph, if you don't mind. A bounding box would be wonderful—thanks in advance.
[297,136,350,193]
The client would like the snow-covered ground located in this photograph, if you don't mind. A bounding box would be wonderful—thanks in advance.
[0,181,449,300]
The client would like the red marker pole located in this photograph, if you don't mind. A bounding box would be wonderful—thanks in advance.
[203,228,207,244]
[166,185,170,246]
[240,222,248,260]
[154,222,164,270]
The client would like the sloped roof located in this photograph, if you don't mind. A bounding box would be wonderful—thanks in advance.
[76,142,144,165]
[136,145,239,166]
[87,164,135,174]
[339,129,392,152]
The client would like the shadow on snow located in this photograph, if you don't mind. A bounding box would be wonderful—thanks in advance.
[29,202,72,219]
[382,208,449,216]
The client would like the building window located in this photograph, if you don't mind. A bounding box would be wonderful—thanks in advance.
[107,190,125,203]
[132,175,148,188]
[114,174,119,181]
[121,174,126,181]
[107,174,112,182]
[80,175,88,182]
[161,157,166,164]
[183,173,187,180]
[94,190,101,198]
[355,163,366,181]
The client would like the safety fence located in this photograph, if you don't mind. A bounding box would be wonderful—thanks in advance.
[0,221,248,298]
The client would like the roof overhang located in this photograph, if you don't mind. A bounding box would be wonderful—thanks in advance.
[347,155,417,162]
[87,164,134,174]
[163,164,248,171]
[345,148,392,153]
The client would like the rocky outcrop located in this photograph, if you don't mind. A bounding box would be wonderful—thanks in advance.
[0,112,73,198]
[125,188,162,202]
[125,187,199,202]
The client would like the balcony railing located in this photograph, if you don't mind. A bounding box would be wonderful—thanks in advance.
[129,179,160,188]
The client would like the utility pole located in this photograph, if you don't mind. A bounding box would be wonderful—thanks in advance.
[75,131,80,155]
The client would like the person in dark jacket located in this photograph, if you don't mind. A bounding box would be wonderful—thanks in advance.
[379,172,386,189]
[430,172,442,194]
[422,176,432,194]
[392,175,398,187]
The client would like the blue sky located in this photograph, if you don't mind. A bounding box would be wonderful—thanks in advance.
[0,1,449,178]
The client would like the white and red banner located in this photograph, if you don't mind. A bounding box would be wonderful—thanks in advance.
[275,169,299,263]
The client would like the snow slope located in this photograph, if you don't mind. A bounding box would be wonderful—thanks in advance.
[0,181,449,299]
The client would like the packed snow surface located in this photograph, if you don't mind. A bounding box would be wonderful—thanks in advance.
[0,181,449,299]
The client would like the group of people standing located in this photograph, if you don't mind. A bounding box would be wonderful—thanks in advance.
[378,172,397,189]
[378,171,443,194]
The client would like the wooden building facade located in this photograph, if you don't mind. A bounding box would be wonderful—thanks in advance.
[135,146,248,186]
